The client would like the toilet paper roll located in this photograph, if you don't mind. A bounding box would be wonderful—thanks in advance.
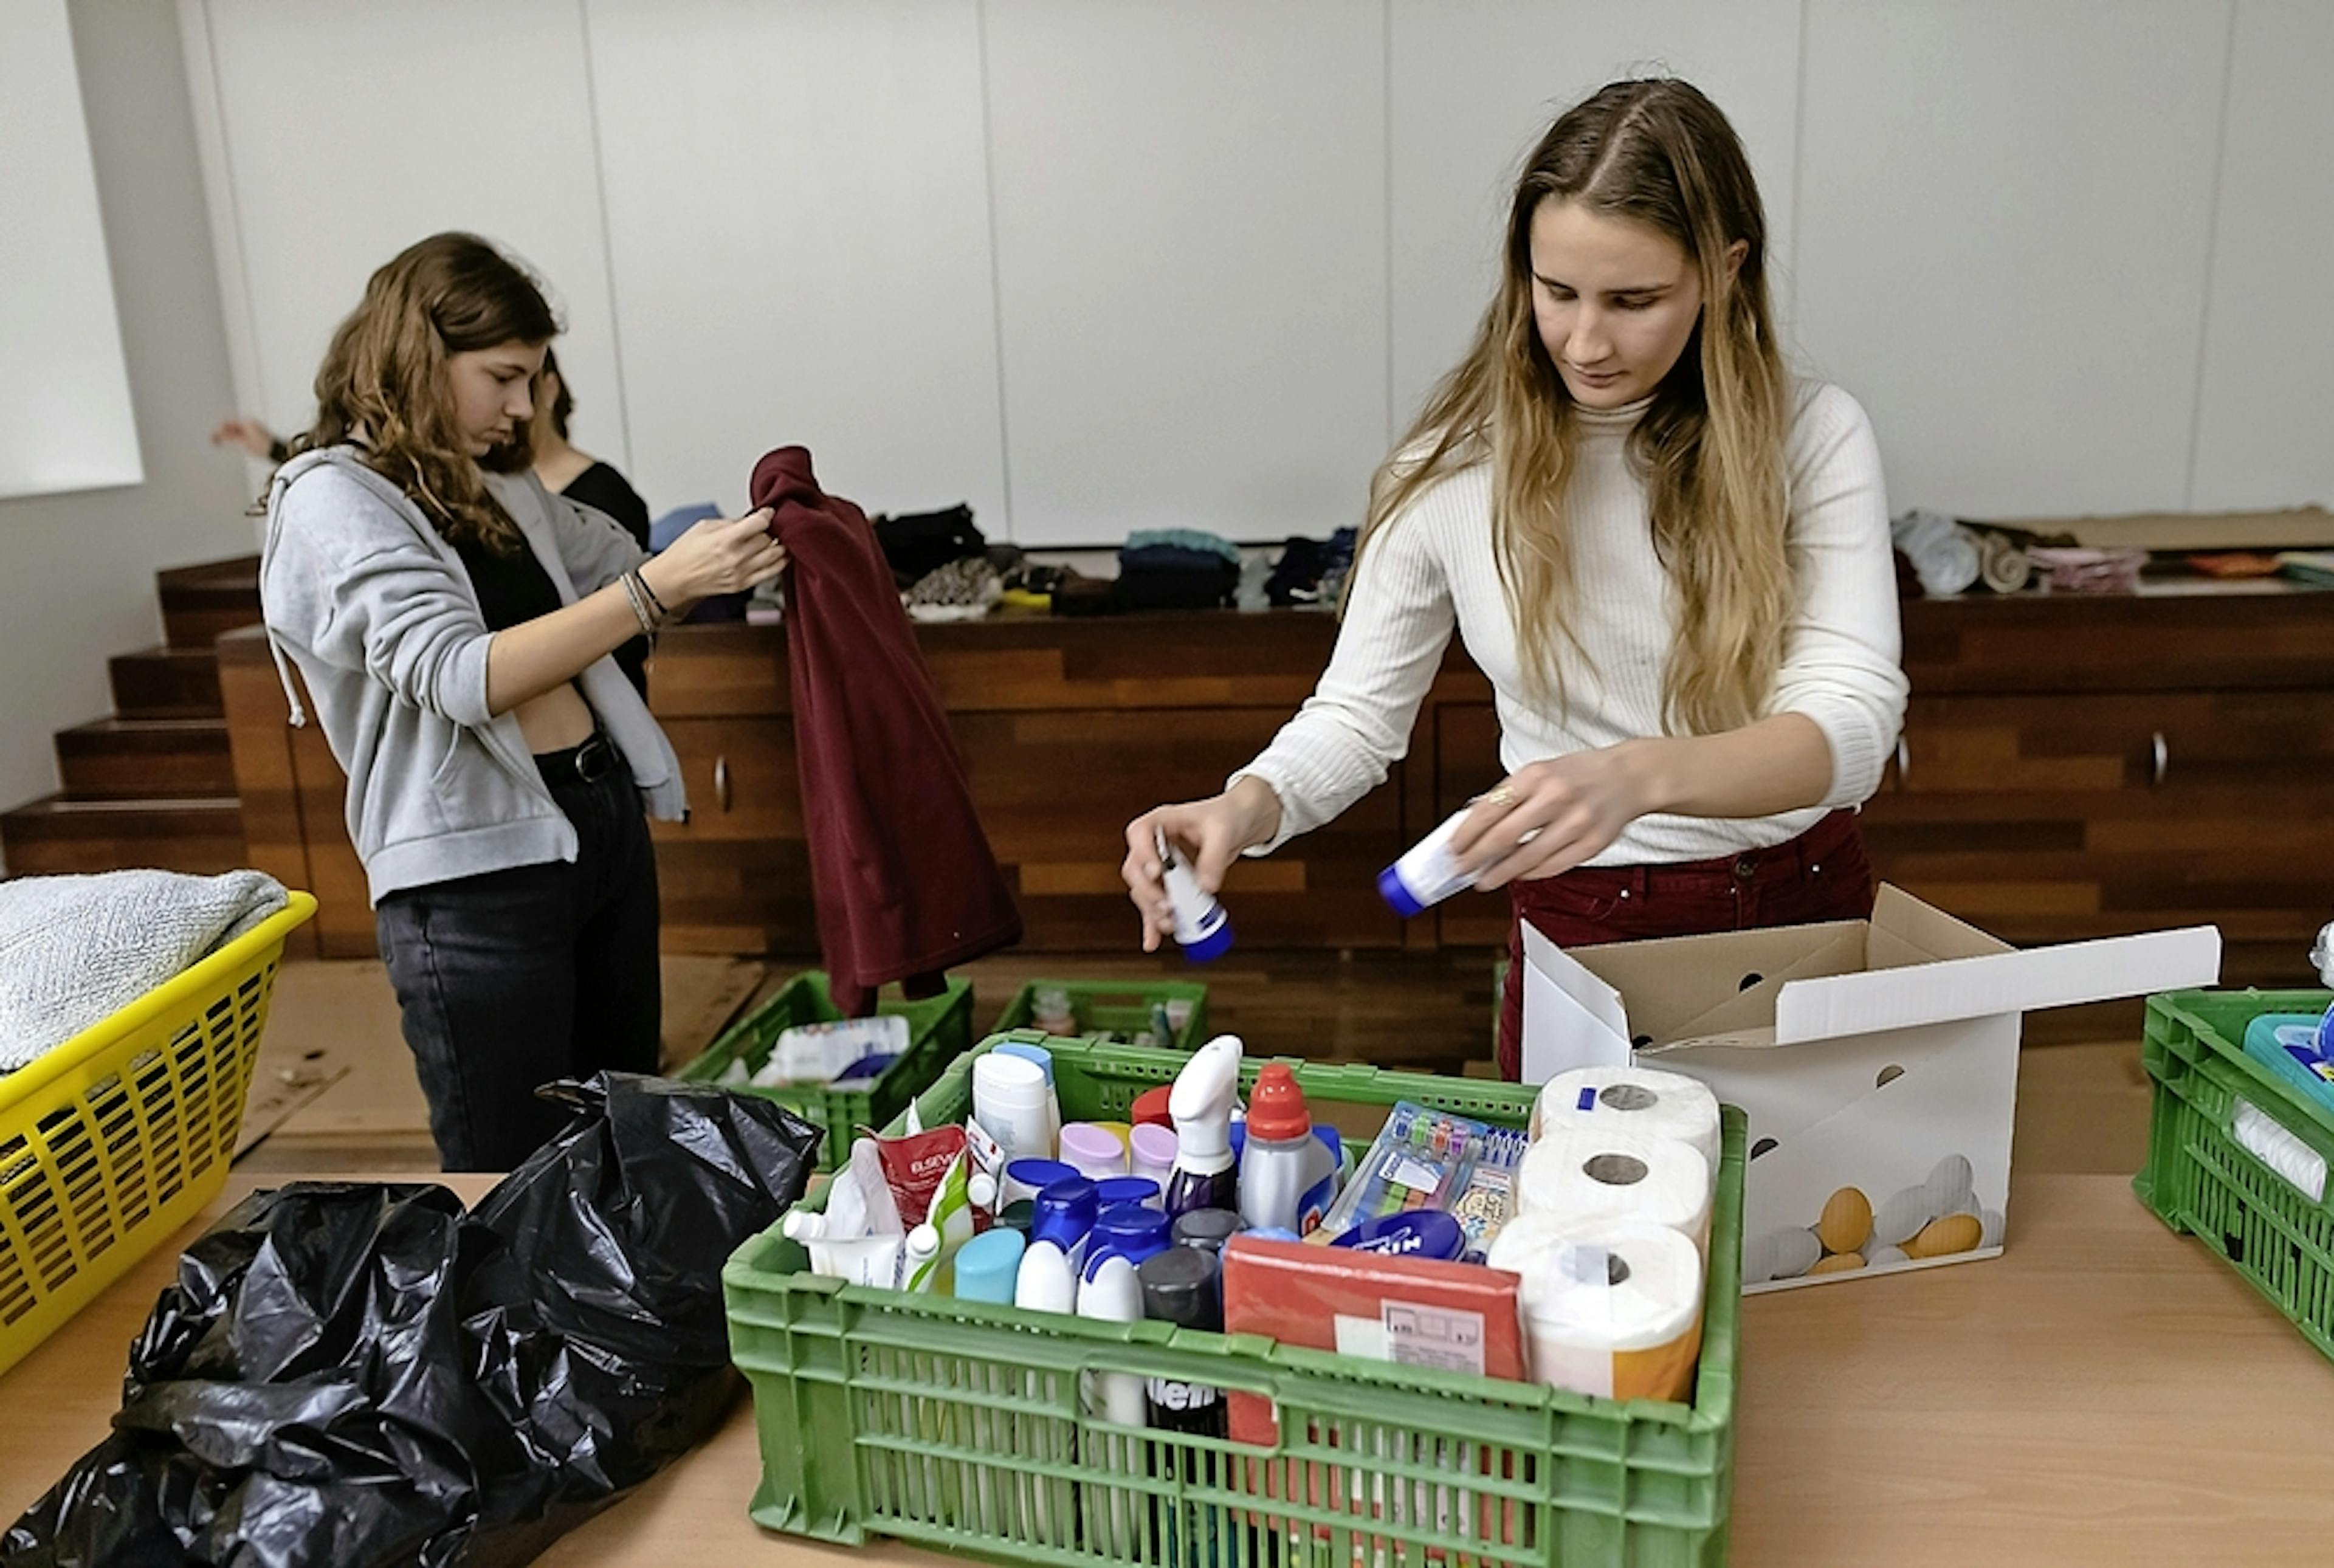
[1488,1212,1704,1403]
[1530,1065,1721,1174]
[1515,1127,1711,1242]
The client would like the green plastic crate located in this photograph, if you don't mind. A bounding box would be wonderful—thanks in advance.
[2136,988,2334,1363]
[990,979,1211,1051]
[675,971,974,1172]
[724,1032,1744,1568]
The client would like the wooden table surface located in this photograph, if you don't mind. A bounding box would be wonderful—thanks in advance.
[4,1174,2328,1566]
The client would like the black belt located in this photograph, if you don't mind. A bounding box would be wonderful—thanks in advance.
[535,731,618,788]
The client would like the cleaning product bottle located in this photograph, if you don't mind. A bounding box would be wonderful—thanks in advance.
[1238,1062,1338,1235]
[1157,827,1233,962]
[1164,1034,1243,1220]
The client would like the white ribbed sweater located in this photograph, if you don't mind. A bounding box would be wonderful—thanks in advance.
[1235,381,1909,867]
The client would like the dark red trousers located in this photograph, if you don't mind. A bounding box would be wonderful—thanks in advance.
[1495,810,1875,1079]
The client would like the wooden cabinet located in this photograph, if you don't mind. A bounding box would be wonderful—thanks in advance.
[1862,594,2334,986]
[640,614,1420,956]
[218,590,2334,978]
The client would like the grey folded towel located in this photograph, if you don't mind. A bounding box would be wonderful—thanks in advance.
[0,869,289,1074]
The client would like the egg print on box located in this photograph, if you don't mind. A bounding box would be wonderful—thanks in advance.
[1744,1155,2005,1287]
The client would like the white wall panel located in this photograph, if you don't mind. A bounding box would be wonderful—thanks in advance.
[1388,1,1803,438]
[585,0,1005,523]
[2189,0,2334,511]
[196,0,627,467]
[983,0,1388,545]
[0,0,142,498]
[1793,0,2231,518]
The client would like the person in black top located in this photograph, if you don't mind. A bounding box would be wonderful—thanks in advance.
[217,349,659,696]
[527,348,653,695]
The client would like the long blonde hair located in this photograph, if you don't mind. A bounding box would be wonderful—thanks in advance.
[293,233,559,552]
[1360,78,1793,736]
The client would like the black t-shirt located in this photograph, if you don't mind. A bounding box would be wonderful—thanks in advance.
[557,461,653,698]
[452,529,563,631]
[561,461,651,549]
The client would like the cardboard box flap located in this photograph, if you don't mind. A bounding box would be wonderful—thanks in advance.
[1772,924,2223,1044]
[1574,920,1866,1044]
[1647,924,1870,1047]
[1518,924,1633,1081]
[1868,885,2011,968]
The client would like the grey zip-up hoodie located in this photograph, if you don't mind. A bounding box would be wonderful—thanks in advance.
[259,447,686,904]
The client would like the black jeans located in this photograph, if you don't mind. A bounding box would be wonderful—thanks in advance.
[374,757,661,1171]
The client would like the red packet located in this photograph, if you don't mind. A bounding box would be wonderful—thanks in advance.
[1222,1237,1531,1557]
[1222,1236,1526,1444]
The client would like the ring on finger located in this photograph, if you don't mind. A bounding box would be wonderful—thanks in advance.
[1484,784,1516,808]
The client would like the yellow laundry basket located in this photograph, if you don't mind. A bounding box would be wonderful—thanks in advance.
[0,890,316,1378]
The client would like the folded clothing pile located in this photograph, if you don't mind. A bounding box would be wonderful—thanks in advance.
[1115,528,1241,610]
[3,1073,822,1568]
[0,869,287,1075]
[903,554,1004,622]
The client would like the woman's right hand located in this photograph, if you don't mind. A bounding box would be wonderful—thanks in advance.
[1121,776,1282,952]
[641,509,788,603]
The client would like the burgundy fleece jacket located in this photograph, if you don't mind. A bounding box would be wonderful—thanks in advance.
[748,447,1021,1014]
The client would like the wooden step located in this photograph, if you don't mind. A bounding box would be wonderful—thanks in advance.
[108,646,223,719]
[55,717,235,799]
[0,795,245,878]
[158,555,262,651]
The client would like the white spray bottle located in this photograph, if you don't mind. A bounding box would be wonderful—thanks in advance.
[1165,1034,1243,1220]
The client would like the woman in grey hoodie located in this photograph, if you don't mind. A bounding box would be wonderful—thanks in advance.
[260,233,788,1170]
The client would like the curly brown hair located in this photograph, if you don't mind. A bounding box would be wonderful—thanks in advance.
[291,233,559,552]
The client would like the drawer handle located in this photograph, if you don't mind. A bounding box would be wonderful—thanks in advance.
[2150,731,2168,789]
[1894,736,1911,786]
[715,755,732,811]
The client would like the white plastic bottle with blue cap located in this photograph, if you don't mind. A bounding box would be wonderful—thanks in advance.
[1379,806,1483,918]
[1157,827,1233,962]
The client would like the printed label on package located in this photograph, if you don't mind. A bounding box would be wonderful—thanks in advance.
[1381,1300,1486,1377]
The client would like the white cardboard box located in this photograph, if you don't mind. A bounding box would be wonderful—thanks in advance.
[1518,885,2222,1291]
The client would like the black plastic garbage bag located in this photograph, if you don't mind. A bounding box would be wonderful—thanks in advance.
[4,1073,820,1568]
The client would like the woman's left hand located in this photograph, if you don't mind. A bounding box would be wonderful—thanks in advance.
[1447,745,1653,890]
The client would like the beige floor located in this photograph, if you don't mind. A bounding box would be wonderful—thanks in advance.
[235,952,2158,1177]
[237,954,764,1173]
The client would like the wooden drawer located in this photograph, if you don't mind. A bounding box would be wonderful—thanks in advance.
[653,717,800,841]
[1902,591,2334,693]
[645,625,788,717]
[1865,690,2334,982]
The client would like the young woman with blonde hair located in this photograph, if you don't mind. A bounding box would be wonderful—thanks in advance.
[1122,78,1908,1077]
[261,232,788,1166]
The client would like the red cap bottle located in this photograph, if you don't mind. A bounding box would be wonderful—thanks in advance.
[1245,1063,1311,1143]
